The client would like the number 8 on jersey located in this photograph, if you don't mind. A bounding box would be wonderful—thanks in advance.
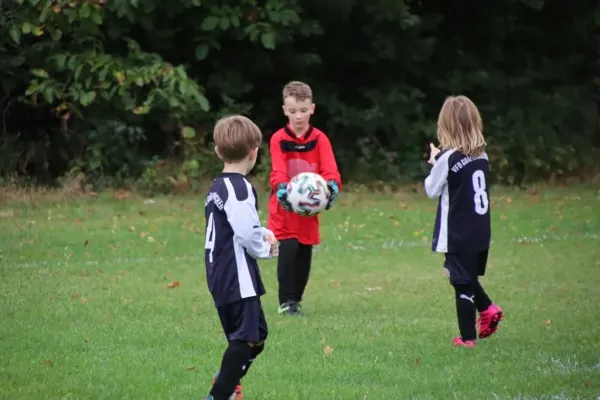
[472,169,489,216]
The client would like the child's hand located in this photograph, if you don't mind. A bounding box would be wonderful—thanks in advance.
[428,143,441,165]
[264,231,279,256]
[276,183,292,212]
[325,180,339,210]
[264,231,277,246]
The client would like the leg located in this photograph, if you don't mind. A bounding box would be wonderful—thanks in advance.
[277,239,300,313]
[473,280,492,312]
[474,250,492,311]
[445,253,478,347]
[294,243,313,305]
[239,298,268,379]
[453,283,477,341]
[209,340,251,400]
[474,251,504,339]
[211,298,263,400]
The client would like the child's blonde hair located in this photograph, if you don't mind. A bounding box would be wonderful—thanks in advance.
[437,95,486,156]
[282,81,313,102]
[213,115,262,162]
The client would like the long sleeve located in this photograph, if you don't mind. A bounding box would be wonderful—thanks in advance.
[223,180,273,260]
[269,134,289,192]
[317,134,342,189]
[424,150,451,199]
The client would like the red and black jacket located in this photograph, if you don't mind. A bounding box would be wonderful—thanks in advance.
[267,124,342,245]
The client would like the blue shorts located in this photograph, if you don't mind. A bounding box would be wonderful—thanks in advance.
[216,296,268,343]
[444,250,488,285]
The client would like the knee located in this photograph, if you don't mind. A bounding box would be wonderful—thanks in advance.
[229,340,253,356]
[453,283,475,299]
[247,340,265,349]
[247,341,265,356]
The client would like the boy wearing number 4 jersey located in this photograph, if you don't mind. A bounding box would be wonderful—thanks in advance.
[203,115,279,400]
[425,95,504,348]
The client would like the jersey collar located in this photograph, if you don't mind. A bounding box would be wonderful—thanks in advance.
[284,123,314,141]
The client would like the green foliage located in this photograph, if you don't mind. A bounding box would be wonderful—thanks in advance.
[1,0,599,189]
[136,125,222,195]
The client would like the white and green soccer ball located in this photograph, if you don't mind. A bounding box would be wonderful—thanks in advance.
[286,172,331,217]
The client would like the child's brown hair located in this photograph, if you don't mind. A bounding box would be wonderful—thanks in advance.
[213,115,262,162]
[437,95,486,156]
[282,81,313,102]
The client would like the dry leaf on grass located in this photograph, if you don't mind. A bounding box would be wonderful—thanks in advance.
[167,281,180,289]
[323,345,333,355]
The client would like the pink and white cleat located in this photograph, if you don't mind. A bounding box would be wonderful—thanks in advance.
[477,304,504,339]
[452,337,476,348]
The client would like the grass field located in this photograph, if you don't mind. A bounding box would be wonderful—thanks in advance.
[1,184,599,400]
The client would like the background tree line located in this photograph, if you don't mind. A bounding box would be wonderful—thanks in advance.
[1,0,599,193]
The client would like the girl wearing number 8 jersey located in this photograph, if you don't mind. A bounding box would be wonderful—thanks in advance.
[424,95,504,348]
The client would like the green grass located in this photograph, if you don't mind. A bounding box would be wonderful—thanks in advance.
[1,185,599,400]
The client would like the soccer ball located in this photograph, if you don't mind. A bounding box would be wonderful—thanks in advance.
[286,172,330,217]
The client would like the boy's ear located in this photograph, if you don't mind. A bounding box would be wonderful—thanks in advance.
[282,105,286,115]
[310,103,316,114]
[214,146,222,160]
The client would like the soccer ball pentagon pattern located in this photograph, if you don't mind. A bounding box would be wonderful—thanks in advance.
[286,172,331,217]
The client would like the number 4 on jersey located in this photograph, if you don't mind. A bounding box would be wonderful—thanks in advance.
[472,170,489,215]
[205,212,216,262]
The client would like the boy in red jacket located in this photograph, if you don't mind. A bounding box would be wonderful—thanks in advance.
[267,81,342,316]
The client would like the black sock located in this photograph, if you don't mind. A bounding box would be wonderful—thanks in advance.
[210,341,251,400]
[277,239,300,305]
[473,281,492,312]
[294,244,313,303]
[239,342,264,379]
[453,284,477,341]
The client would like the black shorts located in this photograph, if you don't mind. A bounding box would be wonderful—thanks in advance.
[216,296,268,343]
[444,250,489,285]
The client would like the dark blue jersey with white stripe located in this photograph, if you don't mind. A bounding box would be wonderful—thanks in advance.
[204,173,273,307]
[424,149,491,253]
